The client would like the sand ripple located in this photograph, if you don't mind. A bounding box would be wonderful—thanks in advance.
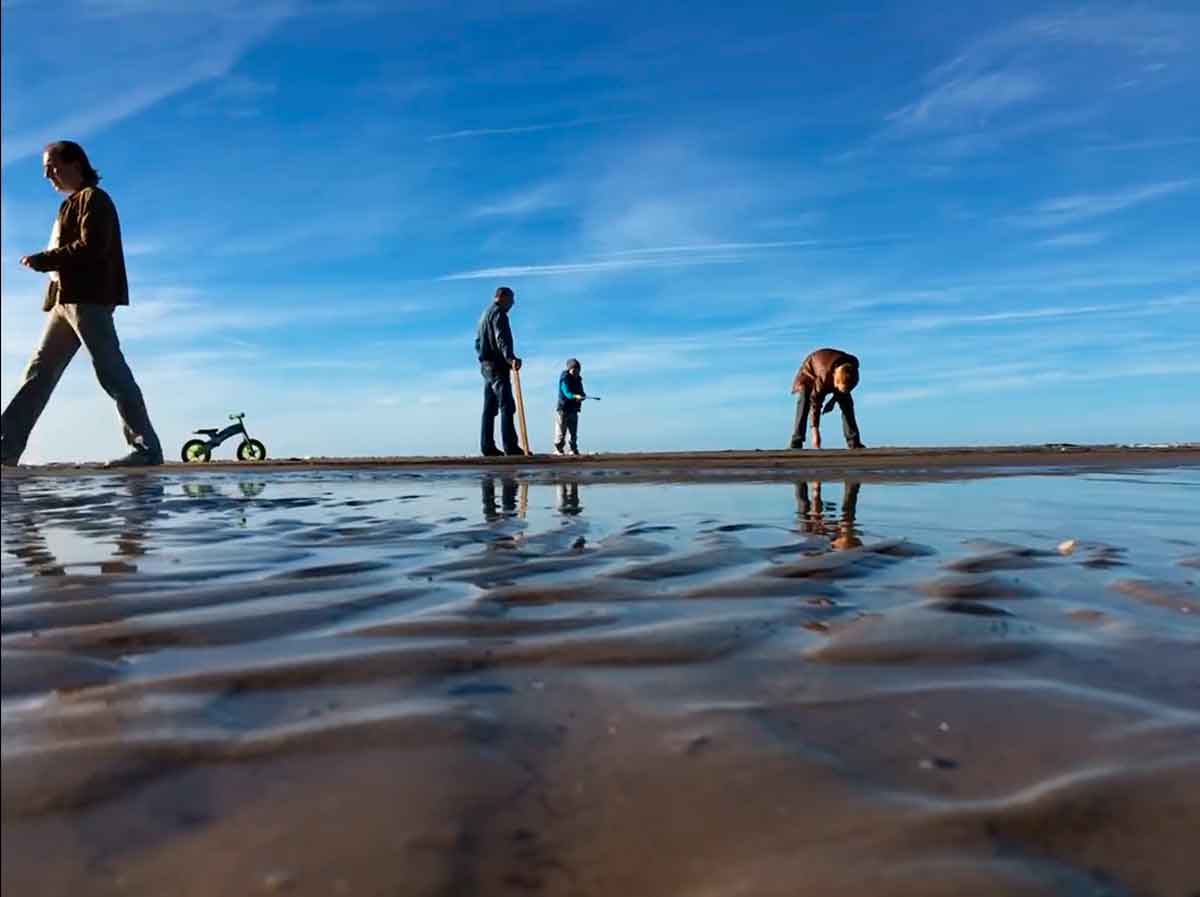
[3,468,1198,896]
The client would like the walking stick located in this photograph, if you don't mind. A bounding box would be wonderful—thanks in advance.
[511,366,531,454]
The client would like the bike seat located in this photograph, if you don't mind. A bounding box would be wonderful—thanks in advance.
[194,428,219,436]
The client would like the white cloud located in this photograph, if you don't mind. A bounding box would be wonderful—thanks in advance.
[427,117,619,142]
[608,240,823,256]
[1,2,294,166]
[888,71,1044,132]
[1009,180,1196,228]
[470,183,566,218]
[1037,231,1106,248]
[1018,9,1195,56]
[864,358,1200,408]
[895,293,1197,332]
[440,255,745,281]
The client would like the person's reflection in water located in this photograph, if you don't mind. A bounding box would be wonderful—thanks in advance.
[1,474,165,576]
[556,479,583,516]
[108,476,165,570]
[795,480,862,550]
[481,474,520,522]
[1,478,65,576]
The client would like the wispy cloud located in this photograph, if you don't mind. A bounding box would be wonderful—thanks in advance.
[1018,9,1195,56]
[470,183,566,218]
[864,7,1200,159]
[895,293,1197,332]
[1084,136,1200,152]
[888,71,1043,133]
[440,255,744,281]
[427,117,619,142]
[0,1,293,166]
[1008,180,1196,228]
[609,240,822,255]
[1037,231,1106,248]
[439,237,881,281]
[865,358,1200,407]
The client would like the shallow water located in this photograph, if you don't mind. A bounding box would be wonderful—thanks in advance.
[2,467,1199,897]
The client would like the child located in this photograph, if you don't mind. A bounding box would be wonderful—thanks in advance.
[554,358,586,455]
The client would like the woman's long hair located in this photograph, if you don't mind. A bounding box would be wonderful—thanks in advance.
[43,141,101,186]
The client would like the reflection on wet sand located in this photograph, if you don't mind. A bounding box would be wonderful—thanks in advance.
[796,479,861,549]
[2,468,1199,897]
[481,475,530,521]
[3,475,166,576]
[556,479,582,516]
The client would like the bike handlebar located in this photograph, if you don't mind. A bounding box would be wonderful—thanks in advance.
[229,413,245,420]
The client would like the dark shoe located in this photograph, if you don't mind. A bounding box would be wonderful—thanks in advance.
[1,457,18,468]
[482,447,504,457]
[504,448,528,457]
[847,442,866,450]
[788,442,804,451]
[106,444,163,468]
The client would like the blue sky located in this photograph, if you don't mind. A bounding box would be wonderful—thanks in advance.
[2,1,1198,462]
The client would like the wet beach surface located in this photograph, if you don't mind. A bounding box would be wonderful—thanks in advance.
[2,465,1198,896]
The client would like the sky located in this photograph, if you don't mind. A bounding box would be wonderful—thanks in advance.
[2,0,1198,463]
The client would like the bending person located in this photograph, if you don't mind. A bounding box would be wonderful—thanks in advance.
[788,348,864,450]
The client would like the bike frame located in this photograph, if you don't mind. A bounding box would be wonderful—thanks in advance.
[193,419,252,450]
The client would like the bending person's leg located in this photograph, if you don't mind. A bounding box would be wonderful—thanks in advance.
[69,304,162,460]
[789,391,811,448]
[837,393,863,449]
[1,306,81,463]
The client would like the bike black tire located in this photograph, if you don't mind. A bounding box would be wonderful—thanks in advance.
[181,440,211,463]
[237,439,267,462]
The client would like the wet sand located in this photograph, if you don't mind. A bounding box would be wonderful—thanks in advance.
[2,458,1198,896]
[6,443,1199,479]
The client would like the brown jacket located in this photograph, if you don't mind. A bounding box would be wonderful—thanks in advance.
[790,348,859,398]
[27,186,129,311]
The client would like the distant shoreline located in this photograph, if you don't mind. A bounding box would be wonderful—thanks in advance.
[4,444,1198,481]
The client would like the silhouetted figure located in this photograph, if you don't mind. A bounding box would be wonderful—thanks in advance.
[2,141,162,467]
[789,348,864,450]
[553,358,586,455]
[475,286,524,457]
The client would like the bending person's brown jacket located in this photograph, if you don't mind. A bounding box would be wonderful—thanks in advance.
[26,186,128,311]
[791,348,859,404]
[789,348,863,449]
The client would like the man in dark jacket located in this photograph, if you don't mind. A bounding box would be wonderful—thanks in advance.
[2,141,162,466]
[553,358,585,455]
[789,348,864,450]
[474,286,524,456]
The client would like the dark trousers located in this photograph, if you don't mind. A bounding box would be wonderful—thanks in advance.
[480,363,520,453]
[790,391,861,448]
